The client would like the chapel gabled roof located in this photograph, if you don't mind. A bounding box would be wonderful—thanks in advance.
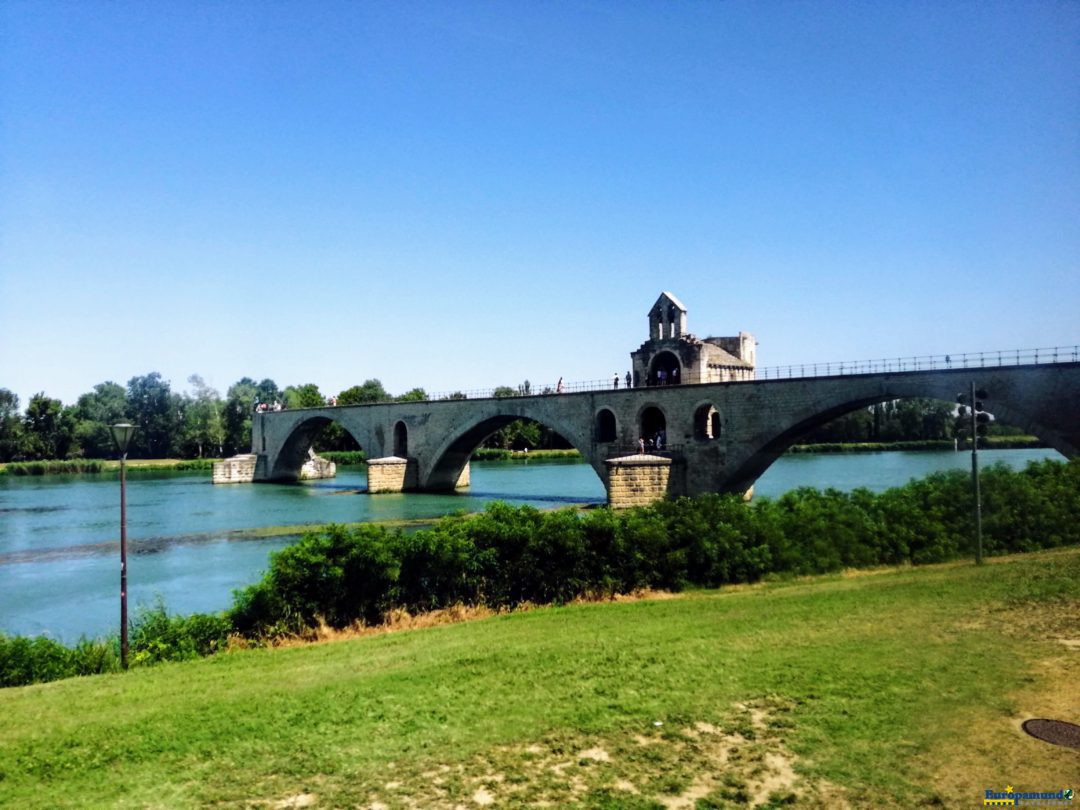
[649,291,687,315]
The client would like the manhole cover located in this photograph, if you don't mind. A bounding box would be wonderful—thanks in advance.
[1021,718,1080,750]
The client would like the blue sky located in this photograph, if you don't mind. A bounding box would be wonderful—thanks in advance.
[2,1,1077,407]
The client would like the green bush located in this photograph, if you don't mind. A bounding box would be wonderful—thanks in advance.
[130,600,231,665]
[319,450,368,466]
[230,524,401,633]
[0,634,117,687]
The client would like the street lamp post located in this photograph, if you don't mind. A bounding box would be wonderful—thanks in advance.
[957,386,989,566]
[969,382,983,566]
[110,423,137,669]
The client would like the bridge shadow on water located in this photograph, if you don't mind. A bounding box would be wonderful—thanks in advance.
[301,480,606,506]
[457,490,606,506]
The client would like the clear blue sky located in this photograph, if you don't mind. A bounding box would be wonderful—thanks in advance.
[2,1,1077,407]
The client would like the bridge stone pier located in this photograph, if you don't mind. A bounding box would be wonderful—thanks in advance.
[251,362,1080,506]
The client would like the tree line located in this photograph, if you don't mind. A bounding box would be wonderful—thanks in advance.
[0,375,429,463]
[798,397,1023,443]
[0,374,585,463]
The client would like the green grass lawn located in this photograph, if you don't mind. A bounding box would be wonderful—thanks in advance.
[2,549,1077,808]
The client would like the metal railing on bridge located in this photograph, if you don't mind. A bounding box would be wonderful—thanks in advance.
[420,345,1078,401]
[755,345,1080,381]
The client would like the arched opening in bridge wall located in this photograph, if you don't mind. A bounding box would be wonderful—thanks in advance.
[393,421,408,457]
[269,415,366,481]
[311,421,362,453]
[648,351,681,386]
[426,413,602,491]
[723,389,1068,496]
[694,404,721,440]
[595,409,617,443]
[476,417,575,452]
[640,406,667,449]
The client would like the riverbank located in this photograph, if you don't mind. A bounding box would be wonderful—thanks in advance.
[787,435,1043,454]
[0,458,217,476]
[2,546,1076,807]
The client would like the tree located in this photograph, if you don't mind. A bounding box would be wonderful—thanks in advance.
[182,375,225,458]
[338,380,389,405]
[493,386,516,399]
[126,373,180,458]
[22,393,76,459]
[223,377,259,456]
[255,378,281,406]
[283,383,325,410]
[73,382,128,458]
[0,389,24,462]
[395,388,428,402]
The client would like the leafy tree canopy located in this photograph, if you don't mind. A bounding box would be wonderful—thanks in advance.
[338,380,389,405]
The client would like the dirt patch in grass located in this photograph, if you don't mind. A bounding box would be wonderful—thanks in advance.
[360,699,849,809]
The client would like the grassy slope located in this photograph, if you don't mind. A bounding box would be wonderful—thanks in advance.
[1,549,1077,808]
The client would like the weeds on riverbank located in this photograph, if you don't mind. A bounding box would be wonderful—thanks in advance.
[318,450,368,466]
[471,448,582,461]
[0,458,217,475]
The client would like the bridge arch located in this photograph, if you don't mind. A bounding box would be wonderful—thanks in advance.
[394,421,408,457]
[423,409,602,490]
[262,411,371,481]
[723,375,1073,494]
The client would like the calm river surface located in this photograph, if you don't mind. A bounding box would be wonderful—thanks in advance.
[0,448,1062,641]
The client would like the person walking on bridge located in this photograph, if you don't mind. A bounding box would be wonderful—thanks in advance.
[612,372,619,389]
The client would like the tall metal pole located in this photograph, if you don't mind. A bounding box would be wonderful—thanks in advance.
[970,381,983,565]
[120,451,129,669]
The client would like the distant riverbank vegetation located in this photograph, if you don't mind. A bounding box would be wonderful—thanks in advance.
[0,458,216,476]
[471,448,582,461]
[3,458,1076,688]
[787,435,1043,454]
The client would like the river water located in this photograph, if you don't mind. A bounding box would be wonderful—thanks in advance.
[0,448,1063,641]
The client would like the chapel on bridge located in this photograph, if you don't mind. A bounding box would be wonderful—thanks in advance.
[629,292,756,386]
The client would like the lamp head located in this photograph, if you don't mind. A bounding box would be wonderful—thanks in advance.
[109,423,137,456]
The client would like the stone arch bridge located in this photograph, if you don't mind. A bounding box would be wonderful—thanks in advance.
[250,362,1080,504]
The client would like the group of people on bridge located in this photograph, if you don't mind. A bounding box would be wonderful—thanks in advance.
[637,429,667,453]
[611,369,682,389]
